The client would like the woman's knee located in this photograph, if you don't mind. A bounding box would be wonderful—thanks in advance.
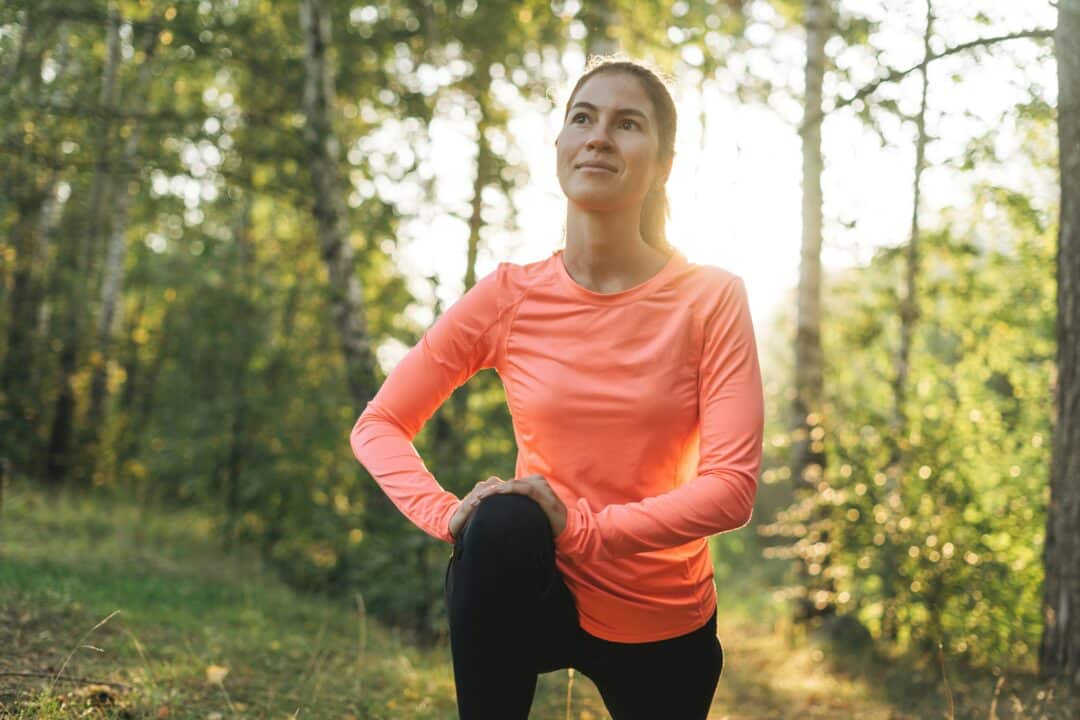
[462,492,551,553]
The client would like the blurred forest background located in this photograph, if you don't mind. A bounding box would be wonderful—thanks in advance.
[2,0,1078,717]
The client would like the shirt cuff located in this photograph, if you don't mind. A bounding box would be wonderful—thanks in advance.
[554,502,585,557]
[442,500,462,545]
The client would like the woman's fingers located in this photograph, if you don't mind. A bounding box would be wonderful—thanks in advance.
[473,474,555,511]
[488,476,550,507]
[483,474,567,536]
[468,476,503,505]
[488,478,530,499]
[450,476,505,537]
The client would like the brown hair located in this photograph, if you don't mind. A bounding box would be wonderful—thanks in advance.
[562,55,678,256]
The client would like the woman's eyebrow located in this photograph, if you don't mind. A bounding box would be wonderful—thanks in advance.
[569,101,649,122]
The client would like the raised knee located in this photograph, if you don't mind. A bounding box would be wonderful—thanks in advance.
[463,493,550,551]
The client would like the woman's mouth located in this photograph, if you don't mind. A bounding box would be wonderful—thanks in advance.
[577,162,617,173]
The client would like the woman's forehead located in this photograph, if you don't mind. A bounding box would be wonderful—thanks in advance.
[571,72,653,115]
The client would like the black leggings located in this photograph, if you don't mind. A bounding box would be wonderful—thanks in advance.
[445,493,723,719]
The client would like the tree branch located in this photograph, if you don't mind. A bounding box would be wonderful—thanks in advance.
[799,26,1055,135]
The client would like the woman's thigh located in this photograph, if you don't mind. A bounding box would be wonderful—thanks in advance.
[574,613,723,720]
[532,560,582,674]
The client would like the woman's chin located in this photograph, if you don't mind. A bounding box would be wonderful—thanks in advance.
[564,190,629,211]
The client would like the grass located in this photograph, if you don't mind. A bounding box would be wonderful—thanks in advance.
[0,479,1075,719]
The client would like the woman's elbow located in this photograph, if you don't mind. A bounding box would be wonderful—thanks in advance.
[738,501,755,528]
[735,472,758,527]
[349,404,379,455]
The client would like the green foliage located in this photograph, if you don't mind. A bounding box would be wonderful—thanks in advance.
[761,120,1057,667]
[0,0,1064,680]
[0,0,565,644]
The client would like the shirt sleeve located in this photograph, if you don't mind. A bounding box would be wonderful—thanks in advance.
[553,275,764,561]
[349,264,510,545]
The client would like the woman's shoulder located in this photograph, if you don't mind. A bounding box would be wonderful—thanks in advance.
[479,251,560,296]
[496,251,559,279]
[674,255,745,308]
[458,254,556,321]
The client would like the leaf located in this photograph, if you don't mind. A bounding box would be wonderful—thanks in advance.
[205,664,229,685]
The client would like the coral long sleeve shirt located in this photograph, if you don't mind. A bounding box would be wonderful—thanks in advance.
[349,247,764,642]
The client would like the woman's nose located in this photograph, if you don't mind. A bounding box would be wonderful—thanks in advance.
[586,136,612,152]
[585,126,613,150]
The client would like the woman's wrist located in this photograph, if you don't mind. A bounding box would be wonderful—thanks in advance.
[446,501,459,542]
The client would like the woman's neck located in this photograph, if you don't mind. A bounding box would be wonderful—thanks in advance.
[562,207,668,293]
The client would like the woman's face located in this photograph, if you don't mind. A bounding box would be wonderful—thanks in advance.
[555,72,669,214]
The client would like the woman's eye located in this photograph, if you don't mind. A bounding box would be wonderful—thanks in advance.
[572,112,589,123]
[620,119,639,130]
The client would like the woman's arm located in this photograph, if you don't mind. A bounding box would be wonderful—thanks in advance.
[553,275,765,561]
[349,264,511,544]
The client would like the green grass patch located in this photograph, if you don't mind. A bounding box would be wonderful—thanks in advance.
[0,482,608,718]
[1,479,1075,719]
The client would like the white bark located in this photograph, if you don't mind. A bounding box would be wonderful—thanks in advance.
[299,0,374,409]
[83,4,163,480]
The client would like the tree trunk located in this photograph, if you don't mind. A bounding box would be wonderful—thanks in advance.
[894,6,932,442]
[2,194,49,471]
[1039,0,1080,689]
[1,1,32,91]
[448,76,492,428]
[299,0,375,407]
[81,11,161,486]
[792,0,834,624]
[82,4,122,287]
[43,6,124,489]
[881,0,934,645]
[298,0,386,522]
[0,5,54,482]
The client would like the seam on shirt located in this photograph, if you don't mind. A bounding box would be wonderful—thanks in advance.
[692,291,708,403]
[421,334,459,374]
[495,264,552,442]
[499,260,554,372]
[427,263,529,372]
[694,271,741,398]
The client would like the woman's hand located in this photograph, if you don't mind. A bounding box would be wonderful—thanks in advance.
[449,476,506,541]
[476,473,568,538]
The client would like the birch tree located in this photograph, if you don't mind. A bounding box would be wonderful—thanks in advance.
[80,4,165,485]
[299,0,376,411]
[790,0,833,624]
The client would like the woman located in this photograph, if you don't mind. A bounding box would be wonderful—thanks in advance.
[350,56,764,719]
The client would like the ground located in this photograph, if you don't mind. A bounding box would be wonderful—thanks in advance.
[0,485,1074,719]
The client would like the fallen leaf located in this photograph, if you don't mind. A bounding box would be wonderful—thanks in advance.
[205,664,229,685]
